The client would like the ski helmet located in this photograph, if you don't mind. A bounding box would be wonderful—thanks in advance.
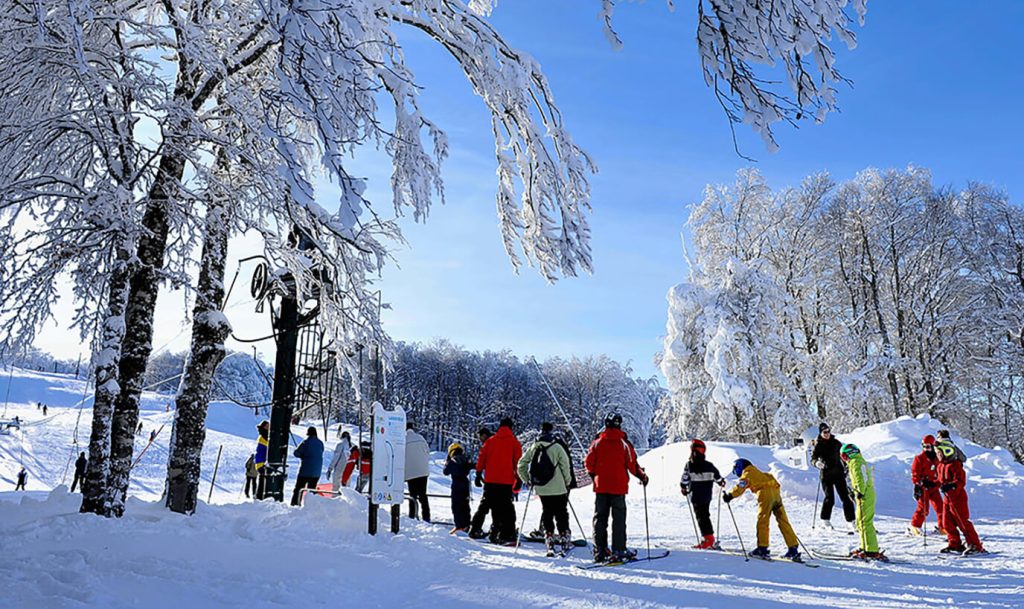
[935,439,957,459]
[604,412,623,429]
[922,435,936,447]
[839,443,860,462]
[691,439,707,454]
[731,458,751,478]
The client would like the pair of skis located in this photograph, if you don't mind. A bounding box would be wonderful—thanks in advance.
[575,550,671,570]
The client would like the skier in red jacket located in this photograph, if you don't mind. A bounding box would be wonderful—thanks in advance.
[584,413,648,562]
[475,418,523,544]
[935,438,985,554]
[908,435,944,536]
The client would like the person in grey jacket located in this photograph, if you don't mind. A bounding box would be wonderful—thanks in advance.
[405,423,431,522]
[326,431,352,492]
[517,422,572,553]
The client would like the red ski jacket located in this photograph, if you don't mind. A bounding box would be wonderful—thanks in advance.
[911,451,940,486]
[476,425,523,485]
[584,427,644,495]
[937,458,967,493]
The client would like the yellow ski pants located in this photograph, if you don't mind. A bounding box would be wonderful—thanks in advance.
[755,488,799,549]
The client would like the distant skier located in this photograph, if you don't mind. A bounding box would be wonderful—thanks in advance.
[840,444,884,559]
[723,459,800,561]
[405,422,431,522]
[253,420,270,499]
[908,435,944,536]
[15,467,28,491]
[71,452,87,492]
[468,427,494,539]
[137,422,143,435]
[444,442,473,533]
[810,423,856,533]
[585,413,648,562]
[475,418,522,544]
[244,454,258,498]
[518,422,573,555]
[326,431,352,493]
[680,439,725,549]
[42,404,48,416]
[935,438,985,554]
[291,427,325,506]
[149,429,157,443]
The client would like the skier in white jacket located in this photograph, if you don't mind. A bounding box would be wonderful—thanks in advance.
[326,431,352,492]
[405,424,431,521]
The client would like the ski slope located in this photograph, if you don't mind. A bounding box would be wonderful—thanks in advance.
[1,367,1022,608]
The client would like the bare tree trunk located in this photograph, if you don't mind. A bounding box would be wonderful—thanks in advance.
[165,196,232,514]
[80,243,133,516]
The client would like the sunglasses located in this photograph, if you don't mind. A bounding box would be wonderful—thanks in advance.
[821,429,831,434]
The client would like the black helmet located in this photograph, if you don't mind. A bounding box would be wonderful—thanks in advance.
[604,412,623,428]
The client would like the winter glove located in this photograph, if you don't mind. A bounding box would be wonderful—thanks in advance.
[922,479,936,489]
[638,471,649,486]
[717,479,727,488]
[513,478,523,493]
[941,482,956,494]
[680,485,689,496]
[722,491,733,504]
[913,485,923,501]
[474,472,483,488]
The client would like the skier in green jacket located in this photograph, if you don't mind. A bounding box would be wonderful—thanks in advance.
[840,443,885,560]
[517,422,573,555]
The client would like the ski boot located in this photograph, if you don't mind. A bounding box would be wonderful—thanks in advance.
[450,526,467,535]
[468,527,487,540]
[610,548,637,563]
[934,526,947,536]
[849,548,867,559]
[528,527,544,540]
[782,546,802,562]
[906,525,923,537]
[939,544,966,554]
[593,546,613,563]
[963,544,987,556]
[845,521,857,535]
[819,519,834,531]
[544,534,556,557]
[694,535,717,550]
[558,531,574,554]
[749,546,771,560]
[863,551,888,562]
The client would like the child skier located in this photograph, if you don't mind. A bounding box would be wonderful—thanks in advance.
[840,443,884,560]
[935,438,985,554]
[908,435,944,536]
[680,439,725,549]
[723,459,800,561]
[444,442,473,533]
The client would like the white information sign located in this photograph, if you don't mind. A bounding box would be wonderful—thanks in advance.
[370,402,406,505]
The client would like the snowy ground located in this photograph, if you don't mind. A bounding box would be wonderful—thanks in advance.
[2,367,1023,608]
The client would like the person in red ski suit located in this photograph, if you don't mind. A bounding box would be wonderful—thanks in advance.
[908,435,944,535]
[341,446,360,486]
[935,439,984,554]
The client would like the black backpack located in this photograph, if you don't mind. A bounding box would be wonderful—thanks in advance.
[529,443,557,486]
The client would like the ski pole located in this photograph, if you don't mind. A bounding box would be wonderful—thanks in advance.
[643,482,652,560]
[726,499,749,561]
[716,487,722,538]
[514,487,532,555]
[567,495,591,548]
[812,478,820,529]
[684,492,701,545]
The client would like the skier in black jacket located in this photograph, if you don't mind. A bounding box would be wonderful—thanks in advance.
[680,439,725,549]
[443,442,473,533]
[810,423,856,532]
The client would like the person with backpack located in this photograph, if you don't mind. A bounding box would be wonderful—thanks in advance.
[291,426,324,506]
[584,413,648,562]
[244,453,258,498]
[935,438,985,554]
[475,418,522,545]
[405,423,432,522]
[810,423,856,532]
[341,445,360,487]
[71,452,87,493]
[443,442,473,533]
[839,443,883,559]
[723,458,801,561]
[680,439,725,549]
[908,435,944,536]
[468,427,494,539]
[517,422,573,555]
[326,431,352,493]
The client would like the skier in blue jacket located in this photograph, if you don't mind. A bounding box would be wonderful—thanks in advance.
[291,427,325,506]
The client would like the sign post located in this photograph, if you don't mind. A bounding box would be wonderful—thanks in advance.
[369,401,405,535]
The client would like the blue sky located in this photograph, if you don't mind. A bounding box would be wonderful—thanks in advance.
[358,1,1024,380]
[30,2,1024,381]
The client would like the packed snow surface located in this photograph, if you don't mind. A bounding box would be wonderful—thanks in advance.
[1,367,1022,608]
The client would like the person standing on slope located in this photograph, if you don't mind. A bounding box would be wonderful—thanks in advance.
[341,444,360,487]
[908,435,944,536]
[253,420,270,499]
[244,453,258,498]
[680,439,725,549]
[518,422,573,555]
[840,443,884,560]
[810,423,856,533]
[444,442,473,533]
[585,413,649,563]
[723,459,801,561]
[935,438,986,554]
[405,423,432,522]
[475,418,523,544]
[71,452,88,493]
[291,426,325,506]
[468,427,494,539]
[326,431,352,493]
[15,467,28,491]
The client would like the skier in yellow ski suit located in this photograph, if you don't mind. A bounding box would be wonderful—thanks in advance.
[723,459,800,560]
[841,443,883,558]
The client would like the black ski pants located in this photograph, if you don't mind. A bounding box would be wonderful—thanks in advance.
[470,486,492,534]
[820,471,856,522]
[407,476,431,522]
[291,475,319,506]
[451,487,471,529]
[694,499,714,537]
[71,472,85,493]
[483,483,516,542]
[539,494,570,536]
[593,493,627,552]
[244,476,257,498]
